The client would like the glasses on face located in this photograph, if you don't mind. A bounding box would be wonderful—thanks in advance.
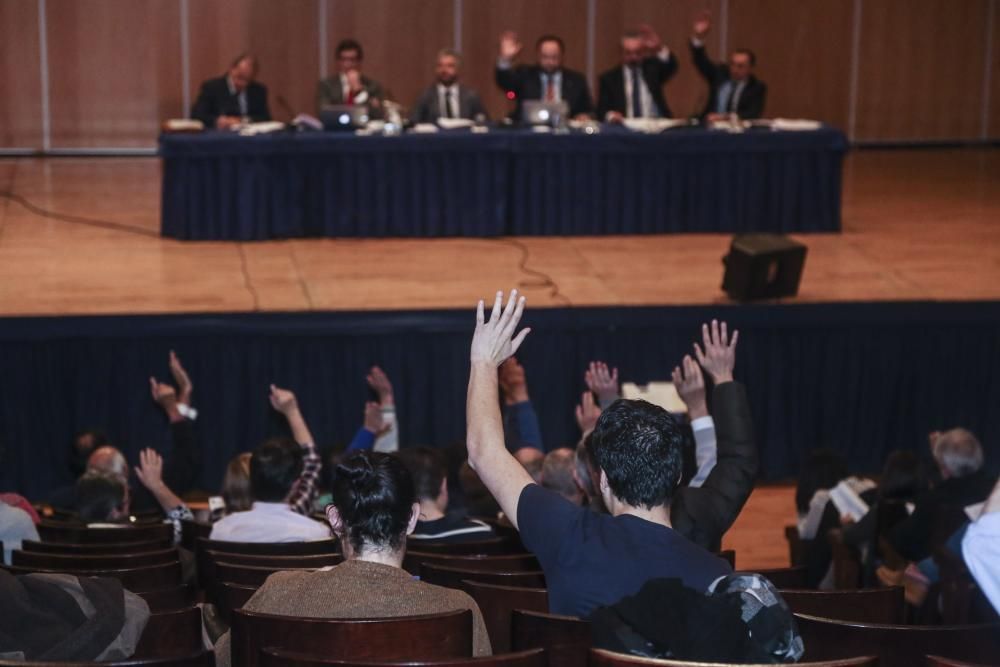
[338,53,360,63]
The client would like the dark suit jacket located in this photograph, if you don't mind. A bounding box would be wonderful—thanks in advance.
[191,76,270,128]
[316,74,386,118]
[690,43,767,120]
[494,64,594,120]
[411,83,488,123]
[671,381,758,552]
[596,53,679,119]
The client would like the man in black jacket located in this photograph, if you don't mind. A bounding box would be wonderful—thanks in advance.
[596,25,679,122]
[689,13,766,121]
[191,53,271,130]
[495,32,593,120]
[465,290,757,617]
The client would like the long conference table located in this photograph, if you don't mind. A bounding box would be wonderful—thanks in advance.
[159,125,848,240]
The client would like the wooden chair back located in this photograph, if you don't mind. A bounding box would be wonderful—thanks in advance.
[218,581,259,621]
[587,648,877,666]
[779,586,904,624]
[511,610,591,667]
[231,608,473,667]
[785,524,809,567]
[0,652,214,666]
[2,560,183,592]
[925,656,998,667]
[206,550,342,569]
[21,539,172,554]
[404,551,539,576]
[794,613,1000,667]
[738,565,808,589]
[196,537,339,556]
[138,584,198,612]
[215,560,320,587]
[716,549,736,569]
[180,520,211,551]
[420,563,546,591]
[12,548,179,570]
[38,521,173,544]
[406,536,519,556]
[132,607,204,659]
[464,581,549,653]
[258,648,548,667]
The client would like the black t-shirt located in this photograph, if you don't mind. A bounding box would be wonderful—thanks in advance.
[517,483,732,618]
[411,513,495,544]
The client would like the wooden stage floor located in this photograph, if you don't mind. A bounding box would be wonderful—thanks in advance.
[0,147,998,316]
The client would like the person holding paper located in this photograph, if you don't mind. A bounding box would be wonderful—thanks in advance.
[411,49,488,124]
[316,39,386,117]
[191,53,271,130]
[596,24,679,123]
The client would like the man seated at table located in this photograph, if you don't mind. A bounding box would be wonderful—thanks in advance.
[495,32,593,121]
[191,53,271,130]
[317,39,386,118]
[690,12,766,121]
[411,49,488,124]
[596,25,679,123]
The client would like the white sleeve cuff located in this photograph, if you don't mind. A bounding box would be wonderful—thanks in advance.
[496,58,513,70]
[658,46,671,61]
[690,416,714,431]
[690,37,705,48]
[354,90,370,105]
[177,403,198,420]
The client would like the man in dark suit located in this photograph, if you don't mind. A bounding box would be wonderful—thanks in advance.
[191,53,271,130]
[411,49,487,124]
[690,12,767,121]
[316,39,386,118]
[494,32,593,120]
[596,25,679,122]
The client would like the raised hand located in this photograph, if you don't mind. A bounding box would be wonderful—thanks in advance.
[133,448,166,492]
[693,10,712,39]
[345,69,363,93]
[693,319,738,384]
[363,401,392,437]
[585,361,620,406]
[150,377,178,407]
[671,355,708,419]
[499,31,523,60]
[499,357,530,404]
[269,384,299,416]
[168,350,192,405]
[367,366,394,407]
[471,290,530,367]
[575,391,602,434]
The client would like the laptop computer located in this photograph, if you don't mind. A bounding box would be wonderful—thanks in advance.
[522,100,569,126]
[320,105,370,131]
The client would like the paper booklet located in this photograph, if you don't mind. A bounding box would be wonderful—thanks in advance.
[829,480,870,522]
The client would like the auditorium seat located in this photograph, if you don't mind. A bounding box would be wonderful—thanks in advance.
[406,536,521,556]
[21,538,173,554]
[132,607,204,659]
[138,584,198,612]
[717,549,736,569]
[258,647,547,667]
[464,581,549,653]
[794,613,1000,666]
[214,560,319,587]
[196,537,339,556]
[778,586,904,624]
[12,547,179,570]
[2,560,183,592]
[785,525,808,567]
[204,550,342,569]
[231,608,473,667]
[38,521,173,545]
[180,520,211,551]
[510,610,591,667]
[217,581,259,621]
[737,565,808,589]
[587,648,877,666]
[0,652,214,666]
[420,563,546,591]
[403,551,540,576]
[925,656,998,667]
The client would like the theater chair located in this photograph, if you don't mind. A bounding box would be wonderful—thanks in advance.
[231,608,473,667]
[778,586,905,624]
[406,536,522,555]
[12,547,179,570]
[138,584,199,613]
[464,581,549,653]
[21,538,173,554]
[217,581,259,622]
[510,609,591,667]
[419,563,546,591]
[403,551,540,576]
[2,560,183,592]
[258,648,547,667]
[132,607,205,660]
[587,649,877,666]
[0,653,214,667]
[926,656,999,667]
[736,565,808,589]
[794,613,1000,666]
[38,521,173,545]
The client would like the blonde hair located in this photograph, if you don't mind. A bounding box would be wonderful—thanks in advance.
[222,452,253,513]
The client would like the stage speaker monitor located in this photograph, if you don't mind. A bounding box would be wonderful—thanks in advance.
[722,234,807,301]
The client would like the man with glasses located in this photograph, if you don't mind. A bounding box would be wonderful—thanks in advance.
[317,39,386,117]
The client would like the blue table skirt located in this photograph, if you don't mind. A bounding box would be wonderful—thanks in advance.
[160,127,847,240]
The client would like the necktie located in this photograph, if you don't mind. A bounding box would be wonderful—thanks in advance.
[630,65,642,118]
[545,76,555,102]
[447,89,457,118]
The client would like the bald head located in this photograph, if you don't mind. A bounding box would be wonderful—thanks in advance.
[542,448,584,505]
[87,446,129,481]
[514,447,544,483]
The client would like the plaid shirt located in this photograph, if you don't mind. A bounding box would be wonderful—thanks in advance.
[287,442,322,515]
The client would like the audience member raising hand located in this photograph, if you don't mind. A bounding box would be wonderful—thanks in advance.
[672,354,716,488]
[267,384,323,516]
[585,361,620,409]
[693,319,738,384]
[575,391,602,435]
[133,448,193,544]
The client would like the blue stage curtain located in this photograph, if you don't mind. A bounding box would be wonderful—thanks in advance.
[1,302,997,500]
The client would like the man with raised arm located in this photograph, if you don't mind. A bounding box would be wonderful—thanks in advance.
[466,291,756,617]
[690,11,767,121]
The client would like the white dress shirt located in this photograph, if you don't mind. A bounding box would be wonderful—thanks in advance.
[226,76,248,116]
[687,415,717,488]
[962,511,1000,614]
[339,73,370,105]
[209,501,332,543]
[622,47,671,118]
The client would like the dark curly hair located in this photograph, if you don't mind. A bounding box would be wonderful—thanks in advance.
[330,451,416,554]
[588,399,684,510]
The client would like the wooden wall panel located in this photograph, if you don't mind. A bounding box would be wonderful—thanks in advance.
[461,0,589,120]
[188,0,320,123]
[989,0,1000,138]
[325,0,454,116]
[728,0,854,130]
[593,0,723,120]
[46,0,182,147]
[854,0,990,141]
[0,0,43,148]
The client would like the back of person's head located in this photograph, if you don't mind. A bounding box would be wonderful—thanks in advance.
[542,448,583,504]
[86,446,129,480]
[795,448,849,514]
[394,447,447,502]
[250,437,303,503]
[76,471,128,523]
[589,399,684,510]
[879,450,928,501]
[932,428,984,479]
[459,460,501,518]
[514,447,544,483]
[222,452,253,512]
[328,451,416,555]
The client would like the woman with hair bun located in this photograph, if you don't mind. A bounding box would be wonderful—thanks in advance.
[214,451,492,666]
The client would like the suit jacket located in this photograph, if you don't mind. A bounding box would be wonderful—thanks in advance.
[596,53,679,119]
[671,381,758,552]
[316,74,386,118]
[411,83,488,123]
[494,64,594,120]
[690,43,767,120]
[190,76,270,128]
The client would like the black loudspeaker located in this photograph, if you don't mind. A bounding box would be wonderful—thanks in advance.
[722,234,807,301]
